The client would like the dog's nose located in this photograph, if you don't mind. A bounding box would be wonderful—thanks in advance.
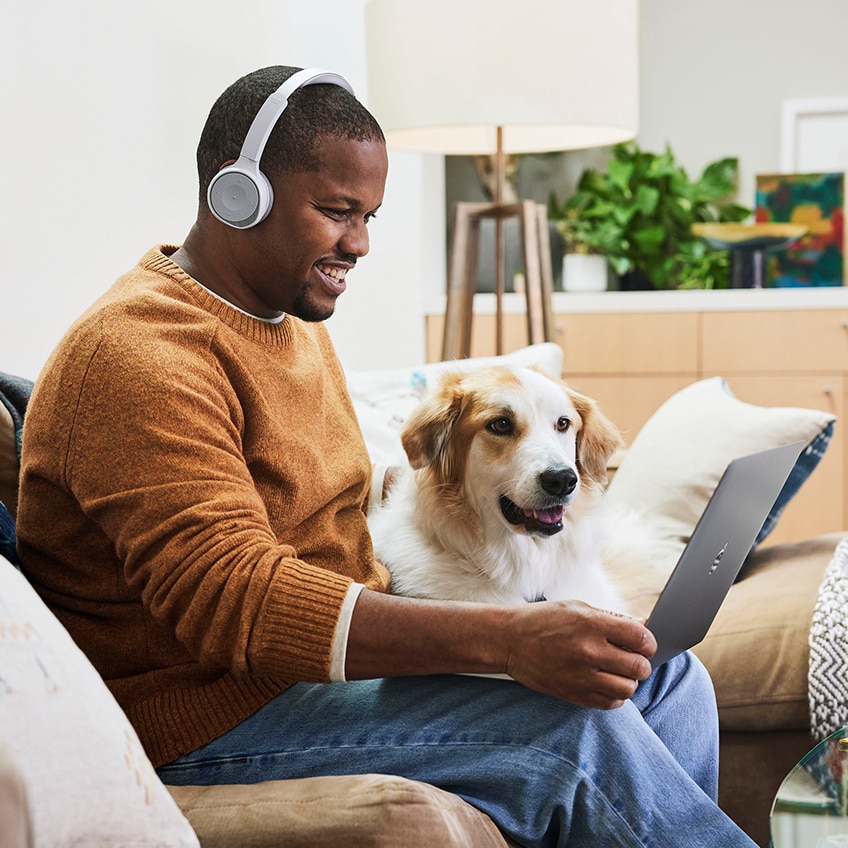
[539,468,578,498]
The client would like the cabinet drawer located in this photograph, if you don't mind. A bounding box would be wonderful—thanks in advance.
[556,312,700,375]
[425,313,543,361]
[702,309,848,373]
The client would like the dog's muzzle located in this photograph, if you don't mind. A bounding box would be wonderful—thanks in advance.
[499,467,577,537]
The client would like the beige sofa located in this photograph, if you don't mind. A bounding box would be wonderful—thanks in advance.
[1,349,841,847]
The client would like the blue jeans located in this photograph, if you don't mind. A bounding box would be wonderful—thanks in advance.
[157,652,756,847]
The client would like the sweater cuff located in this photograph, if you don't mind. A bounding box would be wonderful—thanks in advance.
[329,583,365,682]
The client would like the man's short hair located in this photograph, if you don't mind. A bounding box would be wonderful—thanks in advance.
[196,65,385,206]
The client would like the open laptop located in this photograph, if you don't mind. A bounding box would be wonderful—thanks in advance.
[645,439,805,668]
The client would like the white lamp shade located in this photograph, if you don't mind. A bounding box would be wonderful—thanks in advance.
[365,0,639,155]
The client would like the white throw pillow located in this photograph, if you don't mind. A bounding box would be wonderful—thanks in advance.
[0,555,199,848]
[604,377,836,581]
[346,342,564,464]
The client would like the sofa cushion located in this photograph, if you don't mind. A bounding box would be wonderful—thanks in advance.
[614,533,841,733]
[604,376,836,581]
[0,554,199,847]
[346,342,563,465]
[168,773,516,848]
[694,534,841,732]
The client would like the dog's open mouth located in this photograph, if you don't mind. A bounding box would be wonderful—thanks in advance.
[499,495,564,536]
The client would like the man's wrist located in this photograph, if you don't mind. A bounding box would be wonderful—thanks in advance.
[344,588,512,681]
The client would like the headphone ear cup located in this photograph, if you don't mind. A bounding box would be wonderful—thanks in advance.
[208,162,273,229]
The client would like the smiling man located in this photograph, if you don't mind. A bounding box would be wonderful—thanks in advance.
[16,66,758,848]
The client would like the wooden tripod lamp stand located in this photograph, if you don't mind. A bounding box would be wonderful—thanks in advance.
[365,0,640,360]
[442,126,557,359]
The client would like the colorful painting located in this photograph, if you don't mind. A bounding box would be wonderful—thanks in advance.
[754,172,845,287]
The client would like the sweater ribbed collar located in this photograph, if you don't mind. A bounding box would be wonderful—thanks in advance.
[141,245,296,346]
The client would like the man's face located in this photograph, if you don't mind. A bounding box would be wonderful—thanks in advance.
[235,135,388,321]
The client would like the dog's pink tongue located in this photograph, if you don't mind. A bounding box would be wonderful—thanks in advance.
[528,506,565,525]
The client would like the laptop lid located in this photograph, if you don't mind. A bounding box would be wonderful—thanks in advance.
[646,440,806,668]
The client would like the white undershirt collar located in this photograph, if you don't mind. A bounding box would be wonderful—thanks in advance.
[197,281,286,324]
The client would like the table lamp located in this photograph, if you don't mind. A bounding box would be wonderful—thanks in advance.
[365,0,639,358]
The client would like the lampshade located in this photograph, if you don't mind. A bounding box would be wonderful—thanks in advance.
[365,0,639,155]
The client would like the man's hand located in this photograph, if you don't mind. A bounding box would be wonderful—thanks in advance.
[501,600,656,709]
[346,590,656,709]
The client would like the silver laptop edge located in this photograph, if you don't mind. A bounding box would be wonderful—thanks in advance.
[645,440,806,668]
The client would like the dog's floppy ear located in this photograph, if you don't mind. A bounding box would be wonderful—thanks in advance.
[400,372,465,472]
[567,388,623,486]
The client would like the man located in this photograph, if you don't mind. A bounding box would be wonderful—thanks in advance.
[16,66,756,847]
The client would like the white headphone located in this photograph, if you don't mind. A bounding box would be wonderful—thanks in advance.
[207,67,355,229]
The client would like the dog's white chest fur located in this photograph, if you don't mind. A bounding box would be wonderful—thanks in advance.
[367,366,627,612]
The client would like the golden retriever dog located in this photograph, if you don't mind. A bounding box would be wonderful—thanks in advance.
[368,365,627,611]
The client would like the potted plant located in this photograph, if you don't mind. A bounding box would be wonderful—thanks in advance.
[549,142,751,290]
[548,201,611,291]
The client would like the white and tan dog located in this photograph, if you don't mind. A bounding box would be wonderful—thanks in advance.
[368,365,626,611]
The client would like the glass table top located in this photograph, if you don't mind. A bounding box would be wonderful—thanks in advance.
[771,727,848,847]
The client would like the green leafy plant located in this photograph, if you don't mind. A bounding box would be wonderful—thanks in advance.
[549,142,751,289]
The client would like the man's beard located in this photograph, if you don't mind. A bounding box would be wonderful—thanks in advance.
[291,281,336,323]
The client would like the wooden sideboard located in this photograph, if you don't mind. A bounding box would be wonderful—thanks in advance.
[425,289,848,546]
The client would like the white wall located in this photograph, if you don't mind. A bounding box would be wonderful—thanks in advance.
[0,0,437,380]
[639,0,848,205]
[4,0,848,380]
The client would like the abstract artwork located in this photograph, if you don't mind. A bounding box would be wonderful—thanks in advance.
[754,172,845,287]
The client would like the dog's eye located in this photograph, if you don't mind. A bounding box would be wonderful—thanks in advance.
[487,417,512,435]
[556,416,572,433]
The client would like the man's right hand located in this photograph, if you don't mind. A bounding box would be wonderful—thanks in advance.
[345,590,656,709]
[500,600,656,709]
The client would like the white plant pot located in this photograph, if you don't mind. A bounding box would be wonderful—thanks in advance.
[562,253,608,292]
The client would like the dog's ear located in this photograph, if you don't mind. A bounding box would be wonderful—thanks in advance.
[400,373,464,471]
[567,388,623,486]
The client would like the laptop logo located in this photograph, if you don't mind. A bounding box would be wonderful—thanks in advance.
[709,542,729,575]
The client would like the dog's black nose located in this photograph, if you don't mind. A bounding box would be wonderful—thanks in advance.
[539,468,578,498]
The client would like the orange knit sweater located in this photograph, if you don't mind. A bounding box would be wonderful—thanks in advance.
[16,246,390,766]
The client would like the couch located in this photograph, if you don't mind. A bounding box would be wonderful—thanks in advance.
[1,345,843,848]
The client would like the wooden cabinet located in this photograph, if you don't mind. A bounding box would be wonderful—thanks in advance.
[425,293,848,545]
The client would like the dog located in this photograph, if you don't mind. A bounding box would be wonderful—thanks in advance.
[368,364,627,611]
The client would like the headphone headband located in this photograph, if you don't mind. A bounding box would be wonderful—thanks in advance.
[207,67,355,229]
[239,68,355,164]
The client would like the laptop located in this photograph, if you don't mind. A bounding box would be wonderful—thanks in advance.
[645,440,805,668]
